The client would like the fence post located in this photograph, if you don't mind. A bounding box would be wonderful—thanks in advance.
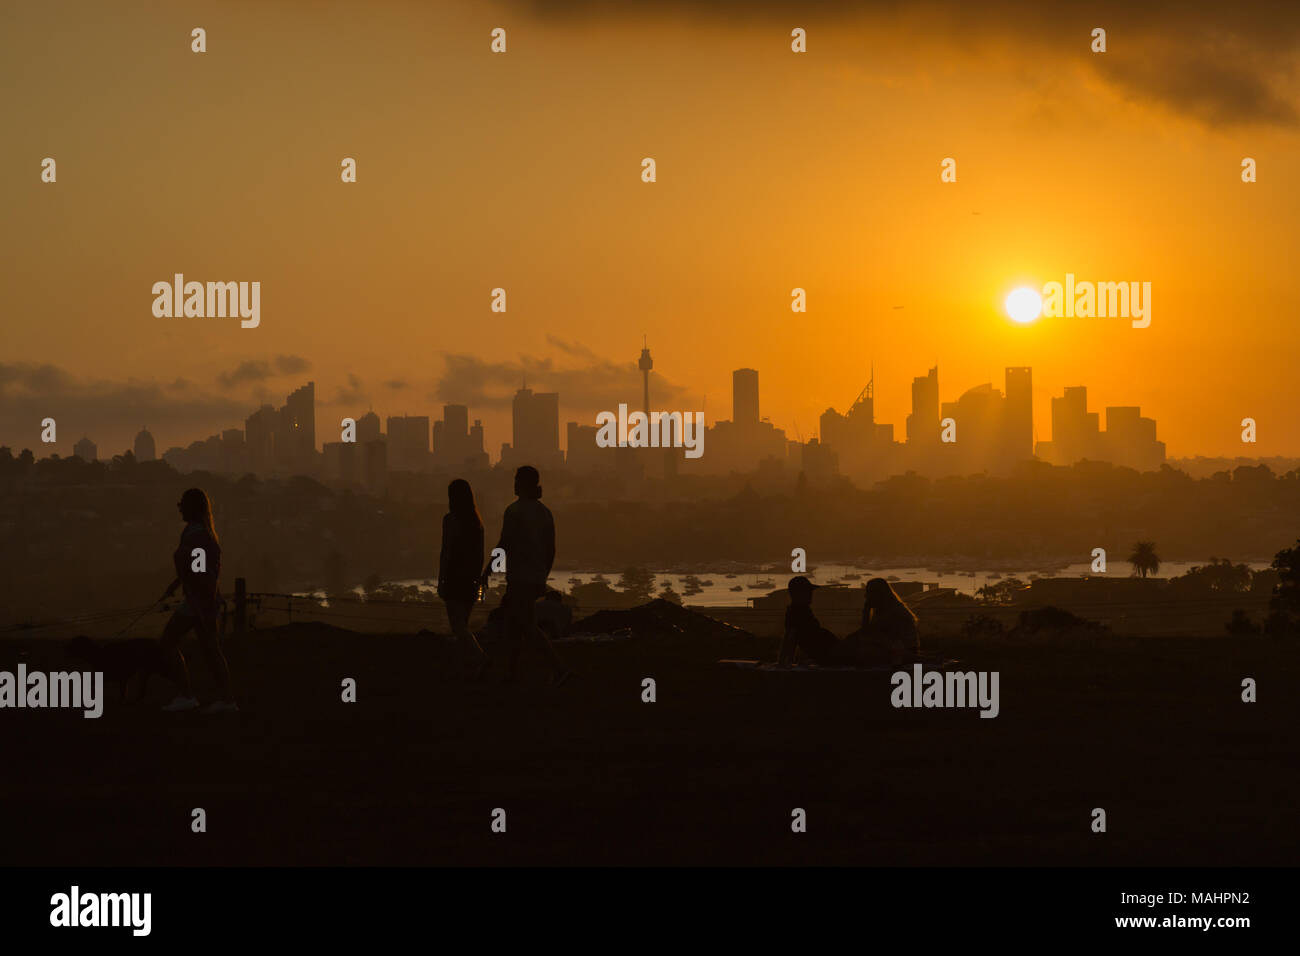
[234,578,247,637]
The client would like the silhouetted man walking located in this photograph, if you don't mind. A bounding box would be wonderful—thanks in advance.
[482,466,571,685]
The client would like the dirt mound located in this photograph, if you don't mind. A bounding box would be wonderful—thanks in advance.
[1009,605,1108,637]
[571,598,752,640]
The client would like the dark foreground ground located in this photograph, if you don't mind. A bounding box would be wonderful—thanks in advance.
[2,622,1297,866]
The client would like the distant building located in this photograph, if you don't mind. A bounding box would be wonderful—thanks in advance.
[323,441,360,484]
[692,367,787,475]
[356,410,382,444]
[732,368,759,426]
[905,366,939,446]
[1103,406,1165,472]
[386,415,430,473]
[73,437,97,462]
[244,403,277,474]
[279,381,316,475]
[818,370,900,481]
[503,386,562,470]
[1035,387,1164,471]
[565,421,611,473]
[364,439,387,491]
[1004,366,1033,462]
[133,427,156,462]
[432,404,488,470]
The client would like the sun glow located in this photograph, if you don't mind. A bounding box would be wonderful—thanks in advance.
[1005,286,1043,324]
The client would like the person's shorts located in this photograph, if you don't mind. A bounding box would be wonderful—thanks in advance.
[170,602,218,632]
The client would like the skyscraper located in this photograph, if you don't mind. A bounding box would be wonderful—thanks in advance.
[432,404,487,469]
[906,367,939,445]
[356,410,382,444]
[1004,366,1033,462]
[733,368,759,427]
[386,415,431,472]
[133,427,156,462]
[508,386,561,468]
[279,381,316,474]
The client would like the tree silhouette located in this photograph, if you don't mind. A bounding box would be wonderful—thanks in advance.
[1128,541,1160,578]
[617,566,656,605]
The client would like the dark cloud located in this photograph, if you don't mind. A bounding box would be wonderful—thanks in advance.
[275,354,312,375]
[506,0,1300,128]
[217,355,312,389]
[384,379,409,390]
[329,374,367,406]
[217,360,272,389]
[435,345,688,413]
[0,362,250,455]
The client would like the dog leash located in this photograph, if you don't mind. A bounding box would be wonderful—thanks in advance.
[112,597,167,639]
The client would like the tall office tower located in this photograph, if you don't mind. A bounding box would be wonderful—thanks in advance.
[1048,386,1100,465]
[432,404,480,468]
[1003,366,1033,462]
[220,428,246,474]
[279,381,316,474]
[244,403,278,475]
[906,367,940,444]
[444,404,469,442]
[469,419,486,460]
[565,422,603,473]
[386,415,431,472]
[733,368,759,427]
[638,339,653,413]
[356,410,382,444]
[511,387,561,468]
[941,382,1004,472]
[133,427,157,462]
[1103,406,1165,471]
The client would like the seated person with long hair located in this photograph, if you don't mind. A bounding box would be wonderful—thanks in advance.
[853,577,921,666]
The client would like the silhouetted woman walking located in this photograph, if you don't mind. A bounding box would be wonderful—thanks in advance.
[438,478,489,678]
[160,487,236,713]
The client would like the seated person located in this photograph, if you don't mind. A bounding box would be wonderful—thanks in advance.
[535,589,573,641]
[852,577,921,666]
[778,576,857,666]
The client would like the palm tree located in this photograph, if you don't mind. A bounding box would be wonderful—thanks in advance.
[1129,541,1160,579]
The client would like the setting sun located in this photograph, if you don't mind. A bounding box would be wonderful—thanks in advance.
[1005,286,1043,324]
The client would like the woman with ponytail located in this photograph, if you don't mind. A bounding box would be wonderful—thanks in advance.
[160,487,236,713]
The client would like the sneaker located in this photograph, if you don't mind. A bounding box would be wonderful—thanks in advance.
[201,699,239,715]
[162,695,200,712]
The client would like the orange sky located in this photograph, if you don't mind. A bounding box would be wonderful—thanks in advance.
[4,0,1299,460]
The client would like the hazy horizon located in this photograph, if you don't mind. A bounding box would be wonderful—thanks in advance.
[4,0,1299,459]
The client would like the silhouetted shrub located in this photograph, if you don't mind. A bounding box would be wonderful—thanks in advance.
[1225,608,1260,637]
